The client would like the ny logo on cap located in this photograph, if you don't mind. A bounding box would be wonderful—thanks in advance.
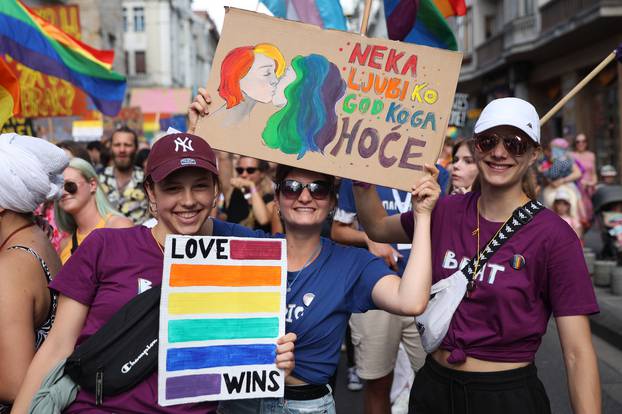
[174,136,194,152]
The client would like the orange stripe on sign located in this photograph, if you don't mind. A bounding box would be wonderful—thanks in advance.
[170,264,281,287]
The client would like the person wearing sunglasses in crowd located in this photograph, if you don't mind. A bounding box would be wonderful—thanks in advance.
[54,157,132,264]
[352,98,600,414]
[220,156,276,232]
[187,91,440,413]
[12,133,296,414]
[0,134,68,412]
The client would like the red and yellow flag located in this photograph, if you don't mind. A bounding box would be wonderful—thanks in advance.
[0,57,20,128]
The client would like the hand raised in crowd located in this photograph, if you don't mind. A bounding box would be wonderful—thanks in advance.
[187,88,212,134]
[230,176,256,192]
[366,239,402,271]
[411,163,441,216]
[275,332,297,378]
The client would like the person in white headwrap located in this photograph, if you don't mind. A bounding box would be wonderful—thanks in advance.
[0,133,68,411]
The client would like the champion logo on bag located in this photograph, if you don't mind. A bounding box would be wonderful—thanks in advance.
[121,338,158,374]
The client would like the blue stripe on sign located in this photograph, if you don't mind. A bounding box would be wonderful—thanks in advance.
[166,344,276,371]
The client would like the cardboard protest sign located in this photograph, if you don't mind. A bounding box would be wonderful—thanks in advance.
[196,8,462,191]
[158,236,287,405]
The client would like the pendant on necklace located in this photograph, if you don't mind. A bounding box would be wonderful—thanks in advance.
[287,287,291,292]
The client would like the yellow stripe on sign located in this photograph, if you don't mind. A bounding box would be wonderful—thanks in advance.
[168,291,281,315]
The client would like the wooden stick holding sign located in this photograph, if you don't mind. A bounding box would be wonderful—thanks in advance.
[195,8,462,192]
[360,0,373,35]
[540,47,620,125]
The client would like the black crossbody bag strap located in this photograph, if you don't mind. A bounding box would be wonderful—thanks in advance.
[462,200,545,292]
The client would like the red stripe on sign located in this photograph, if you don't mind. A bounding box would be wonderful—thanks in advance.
[229,239,282,260]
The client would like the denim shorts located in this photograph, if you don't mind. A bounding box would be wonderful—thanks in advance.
[217,388,336,414]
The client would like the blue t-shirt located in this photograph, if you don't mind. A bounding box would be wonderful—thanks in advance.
[335,179,412,275]
[212,219,394,384]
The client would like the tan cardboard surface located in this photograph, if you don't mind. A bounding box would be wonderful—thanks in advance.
[196,8,462,191]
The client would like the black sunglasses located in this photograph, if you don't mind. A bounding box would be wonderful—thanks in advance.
[64,181,79,195]
[236,167,258,175]
[473,131,534,157]
[278,179,332,200]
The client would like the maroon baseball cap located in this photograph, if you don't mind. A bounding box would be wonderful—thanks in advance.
[145,133,218,182]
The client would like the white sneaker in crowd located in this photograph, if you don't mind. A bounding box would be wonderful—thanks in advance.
[347,367,364,391]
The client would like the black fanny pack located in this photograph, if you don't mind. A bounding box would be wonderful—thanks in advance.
[64,285,161,405]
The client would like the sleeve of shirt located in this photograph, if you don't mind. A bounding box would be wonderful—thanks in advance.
[347,250,395,313]
[400,211,414,239]
[334,179,356,224]
[546,224,600,317]
[49,230,104,306]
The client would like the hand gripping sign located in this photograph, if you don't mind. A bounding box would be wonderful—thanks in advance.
[158,235,287,405]
[195,8,462,191]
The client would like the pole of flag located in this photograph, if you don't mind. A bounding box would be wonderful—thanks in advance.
[360,0,373,35]
[540,48,619,125]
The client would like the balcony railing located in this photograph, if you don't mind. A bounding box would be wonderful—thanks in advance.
[476,33,504,69]
[540,0,604,33]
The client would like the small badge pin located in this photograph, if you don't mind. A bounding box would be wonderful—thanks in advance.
[510,254,526,270]
[303,293,315,307]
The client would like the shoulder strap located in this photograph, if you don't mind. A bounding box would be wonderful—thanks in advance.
[463,200,545,289]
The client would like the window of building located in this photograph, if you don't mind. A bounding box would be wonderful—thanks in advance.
[458,7,473,55]
[135,51,146,74]
[122,7,128,32]
[133,7,145,32]
[124,51,129,75]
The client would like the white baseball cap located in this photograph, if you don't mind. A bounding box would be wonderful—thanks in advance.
[474,97,540,144]
[554,189,572,203]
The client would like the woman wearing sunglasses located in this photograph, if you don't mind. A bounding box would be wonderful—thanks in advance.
[220,156,275,232]
[352,98,600,414]
[214,162,439,414]
[0,134,68,412]
[54,157,132,263]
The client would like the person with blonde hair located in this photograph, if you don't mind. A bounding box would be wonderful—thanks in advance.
[54,157,132,263]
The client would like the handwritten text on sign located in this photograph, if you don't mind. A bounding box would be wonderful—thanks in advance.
[158,236,287,405]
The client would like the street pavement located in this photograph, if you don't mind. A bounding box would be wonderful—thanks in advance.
[334,320,622,413]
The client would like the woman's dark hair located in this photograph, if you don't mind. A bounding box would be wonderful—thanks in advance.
[56,141,92,164]
[451,138,475,161]
[135,148,150,169]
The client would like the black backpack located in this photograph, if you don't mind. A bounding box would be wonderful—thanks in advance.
[64,285,161,405]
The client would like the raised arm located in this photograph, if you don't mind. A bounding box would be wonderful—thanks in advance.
[556,315,601,414]
[353,183,411,244]
[11,295,89,413]
[371,165,438,315]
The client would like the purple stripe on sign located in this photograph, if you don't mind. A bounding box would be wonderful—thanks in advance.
[166,373,221,399]
[229,239,282,260]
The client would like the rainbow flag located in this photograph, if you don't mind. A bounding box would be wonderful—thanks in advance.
[385,0,466,51]
[0,0,126,116]
[261,0,347,30]
[0,57,19,128]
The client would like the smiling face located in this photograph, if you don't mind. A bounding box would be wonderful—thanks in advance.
[451,143,478,190]
[474,125,539,192]
[239,53,278,103]
[276,169,335,232]
[146,168,217,236]
[58,167,96,215]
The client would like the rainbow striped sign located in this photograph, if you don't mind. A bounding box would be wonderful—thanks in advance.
[158,236,287,406]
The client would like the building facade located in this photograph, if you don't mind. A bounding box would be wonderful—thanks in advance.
[455,0,622,173]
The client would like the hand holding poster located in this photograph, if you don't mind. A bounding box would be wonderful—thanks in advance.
[158,235,287,405]
[196,8,462,191]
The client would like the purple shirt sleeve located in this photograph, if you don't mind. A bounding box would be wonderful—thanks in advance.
[49,230,104,306]
[546,227,599,317]
[400,211,414,238]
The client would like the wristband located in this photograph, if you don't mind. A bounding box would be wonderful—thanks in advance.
[250,186,258,194]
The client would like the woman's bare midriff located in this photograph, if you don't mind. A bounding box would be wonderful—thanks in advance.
[432,349,530,372]
[285,375,308,386]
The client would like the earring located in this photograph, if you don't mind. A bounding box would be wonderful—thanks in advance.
[328,208,336,219]
[149,201,158,216]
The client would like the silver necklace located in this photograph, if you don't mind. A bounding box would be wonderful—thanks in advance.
[287,243,322,292]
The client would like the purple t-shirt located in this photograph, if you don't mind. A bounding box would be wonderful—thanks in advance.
[401,192,599,363]
[49,226,217,413]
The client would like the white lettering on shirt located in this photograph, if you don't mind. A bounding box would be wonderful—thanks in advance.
[285,304,305,323]
[442,249,507,285]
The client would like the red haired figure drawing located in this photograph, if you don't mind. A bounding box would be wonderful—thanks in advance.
[211,43,286,127]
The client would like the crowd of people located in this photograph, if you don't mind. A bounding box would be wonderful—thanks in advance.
[0,94,614,414]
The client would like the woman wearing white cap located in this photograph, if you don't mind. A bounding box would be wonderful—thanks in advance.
[353,98,601,414]
[0,134,68,412]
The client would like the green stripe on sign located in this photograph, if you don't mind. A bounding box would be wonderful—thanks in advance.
[168,317,279,342]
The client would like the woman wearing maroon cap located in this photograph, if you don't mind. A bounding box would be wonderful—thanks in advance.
[353,98,600,414]
[12,133,296,414]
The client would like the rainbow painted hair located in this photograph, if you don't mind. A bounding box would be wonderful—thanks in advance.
[262,54,346,159]
[219,43,286,109]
